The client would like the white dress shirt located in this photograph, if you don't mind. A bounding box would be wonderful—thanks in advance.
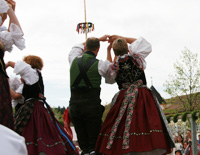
[68,43,115,84]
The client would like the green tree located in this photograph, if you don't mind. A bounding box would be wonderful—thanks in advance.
[164,48,200,111]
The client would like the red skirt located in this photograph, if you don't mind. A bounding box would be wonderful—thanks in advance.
[0,73,14,130]
[21,101,78,155]
[95,87,172,155]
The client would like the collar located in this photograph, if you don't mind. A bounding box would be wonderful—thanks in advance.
[85,51,96,57]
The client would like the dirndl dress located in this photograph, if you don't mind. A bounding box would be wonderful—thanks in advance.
[13,61,79,155]
[95,53,174,155]
[15,99,79,155]
[0,52,14,130]
[0,72,14,130]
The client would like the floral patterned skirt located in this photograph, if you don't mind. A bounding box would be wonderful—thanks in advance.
[0,73,14,130]
[95,87,173,155]
[15,100,78,155]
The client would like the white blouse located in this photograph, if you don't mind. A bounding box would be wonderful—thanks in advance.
[117,37,152,70]
[0,0,25,52]
[8,76,24,107]
[0,0,9,15]
[0,23,25,52]
[0,124,28,155]
[14,61,39,85]
[106,37,152,83]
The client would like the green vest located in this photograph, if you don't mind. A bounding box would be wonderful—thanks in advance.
[70,52,101,89]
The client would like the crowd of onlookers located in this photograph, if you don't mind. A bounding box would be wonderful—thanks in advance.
[168,130,200,155]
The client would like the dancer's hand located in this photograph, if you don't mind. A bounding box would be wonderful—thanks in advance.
[5,61,15,68]
[109,35,122,42]
[6,0,16,11]
[99,35,110,42]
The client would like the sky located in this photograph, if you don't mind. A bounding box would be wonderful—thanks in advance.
[4,0,200,107]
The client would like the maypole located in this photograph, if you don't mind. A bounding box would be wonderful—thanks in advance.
[84,0,87,40]
[76,0,94,41]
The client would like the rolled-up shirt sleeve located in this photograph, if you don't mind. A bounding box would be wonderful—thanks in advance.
[98,60,116,84]
[14,61,39,85]
[68,43,84,66]
[15,83,24,94]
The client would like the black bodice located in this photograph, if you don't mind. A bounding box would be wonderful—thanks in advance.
[115,55,146,89]
[22,71,44,101]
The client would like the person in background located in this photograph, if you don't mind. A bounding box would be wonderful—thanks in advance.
[0,0,25,130]
[183,141,188,154]
[175,150,182,155]
[184,140,200,155]
[175,135,184,154]
[174,136,178,143]
[186,130,192,142]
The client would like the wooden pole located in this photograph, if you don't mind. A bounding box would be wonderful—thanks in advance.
[84,0,87,41]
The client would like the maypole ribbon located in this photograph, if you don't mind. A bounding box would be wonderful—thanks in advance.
[76,22,94,34]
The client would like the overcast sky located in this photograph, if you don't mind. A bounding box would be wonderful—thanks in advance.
[4,0,200,107]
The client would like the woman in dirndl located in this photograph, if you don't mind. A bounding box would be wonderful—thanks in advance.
[6,55,79,155]
[0,0,25,130]
[95,35,175,155]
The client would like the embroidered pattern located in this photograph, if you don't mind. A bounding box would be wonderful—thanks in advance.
[106,80,143,150]
[100,129,163,138]
[26,137,64,147]
[114,56,143,85]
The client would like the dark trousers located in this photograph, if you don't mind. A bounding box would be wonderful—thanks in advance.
[69,88,104,153]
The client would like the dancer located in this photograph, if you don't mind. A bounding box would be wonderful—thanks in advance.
[68,35,113,155]
[0,0,25,130]
[7,55,78,155]
[95,35,175,155]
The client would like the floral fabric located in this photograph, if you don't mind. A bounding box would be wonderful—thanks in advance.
[106,80,143,149]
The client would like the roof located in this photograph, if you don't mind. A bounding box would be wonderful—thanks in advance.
[150,85,166,104]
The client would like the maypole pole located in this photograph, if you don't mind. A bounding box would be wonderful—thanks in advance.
[76,0,95,40]
[84,0,87,40]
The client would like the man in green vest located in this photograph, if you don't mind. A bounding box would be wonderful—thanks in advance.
[68,35,114,155]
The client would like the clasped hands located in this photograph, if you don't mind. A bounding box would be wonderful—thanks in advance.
[98,34,121,44]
